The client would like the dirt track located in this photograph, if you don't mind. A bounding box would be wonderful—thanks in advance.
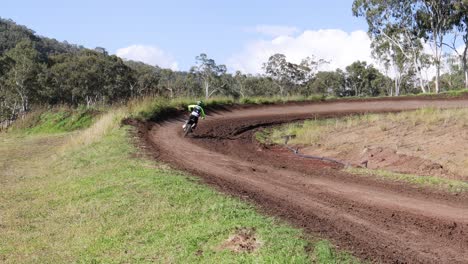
[140,98,468,263]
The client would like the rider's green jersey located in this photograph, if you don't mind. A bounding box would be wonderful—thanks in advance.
[188,105,206,118]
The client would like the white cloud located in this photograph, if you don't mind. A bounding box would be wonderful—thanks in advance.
[251,25,300,37]
[228,29,374,74]
[116,45,178,70]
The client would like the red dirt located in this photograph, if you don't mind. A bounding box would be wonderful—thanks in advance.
[135,98,468,263]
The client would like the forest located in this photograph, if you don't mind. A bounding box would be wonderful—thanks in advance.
[2,1,468,126]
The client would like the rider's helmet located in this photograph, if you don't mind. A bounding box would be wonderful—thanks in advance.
[197,100,204,107]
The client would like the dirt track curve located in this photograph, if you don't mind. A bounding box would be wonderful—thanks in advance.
[139,98,468,263]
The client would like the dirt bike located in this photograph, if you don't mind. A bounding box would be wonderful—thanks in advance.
[183,115,198,137]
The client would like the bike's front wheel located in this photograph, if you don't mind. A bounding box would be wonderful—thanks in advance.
[183,125,192,137]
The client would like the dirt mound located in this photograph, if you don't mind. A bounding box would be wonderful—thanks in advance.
[136,97,468,263]
[297,108,468,180]
[359,146,455,177]
[219,228,260,253]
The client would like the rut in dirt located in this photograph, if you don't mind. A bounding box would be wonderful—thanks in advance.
[140,98,468,264]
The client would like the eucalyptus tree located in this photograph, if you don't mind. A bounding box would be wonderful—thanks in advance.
[192,53,227,99]
[233,71,247,98]
[443,1,468,89]
[4,39,42,113]
[346,61,367,96]
[345,61,388,96]
[416,0,455,93]
[217,73,239,98]
[440,54,465,89]
[125,61,161,97]
[243,76,277,97]
[371,35,411,96]
[307,70,346,96]
[158,68,176,98]
[263,53,327,96]
[298,56,329,83]
[101,55,135,102]
[262,54,289,96]
[183,71,203,97]
[353,0,429,93]
[0,55,14,125]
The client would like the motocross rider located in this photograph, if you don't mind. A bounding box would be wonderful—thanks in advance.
[183,100,206,130]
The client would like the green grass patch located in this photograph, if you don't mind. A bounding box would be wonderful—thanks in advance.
[438,89,468,97]
[255,129,273,144]
[9,107,99,134]
[313,240,359,264]
[0,119,358,263]
[347,168,468,193]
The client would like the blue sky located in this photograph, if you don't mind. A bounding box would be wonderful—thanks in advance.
[3,0,371,73]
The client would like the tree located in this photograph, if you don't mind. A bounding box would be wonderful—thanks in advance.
[307,70,346,96]
[181,71,202,97]
[443,1,468,89]
[262,53,327,96]
[233,71,247,98]
[416,0,455,93]
[125,61,161,97]
[353,0,430,93]
[438,53,465,90]
[346,61,366,96]
[243,76,277,97]
[100,55,135,103]
[371,35,409,96]
[298,56,329,83]
[371,70,393,96]
[0,55,14,127]
[159,69,176,98]
[262,54,289,96]
[192,53,227,99]
[346,61,387,96]
[0,54,12,76]
[94,47,108,55]
[4,39,42,113]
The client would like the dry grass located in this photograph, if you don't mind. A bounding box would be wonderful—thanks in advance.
[347,167,468,193]
[264,107,468,186]
[62,108,128,150]
[269,107,468,146]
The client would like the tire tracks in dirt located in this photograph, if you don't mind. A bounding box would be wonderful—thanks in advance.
[139,98,468,263]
